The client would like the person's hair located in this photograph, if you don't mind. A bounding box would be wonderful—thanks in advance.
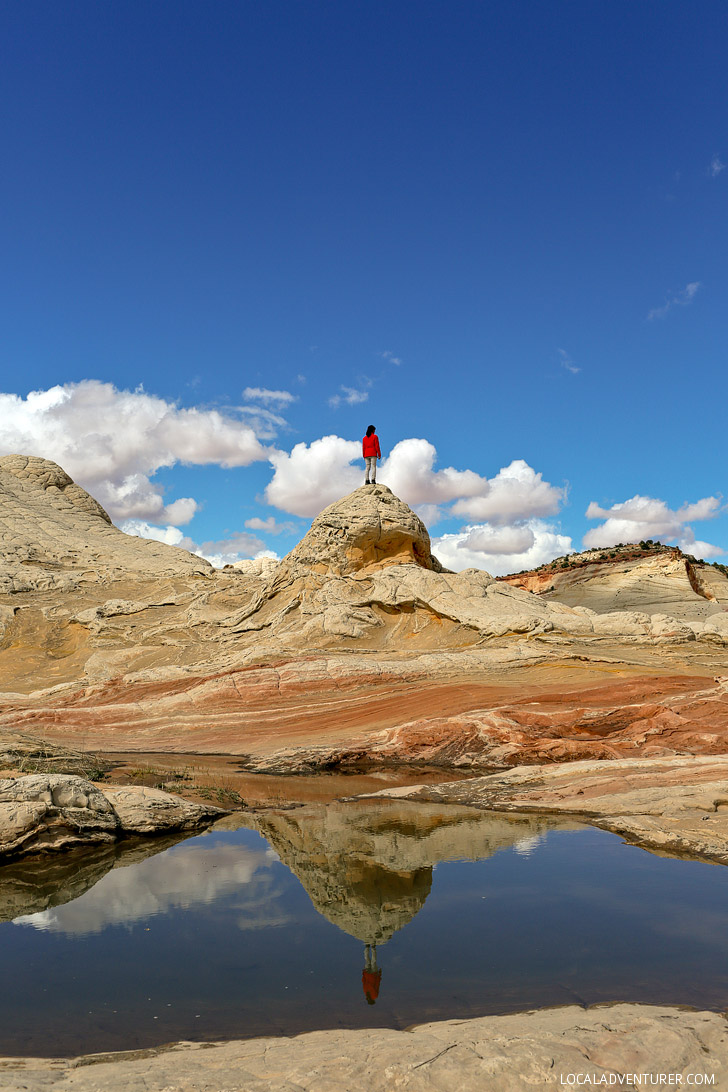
[366,425,376,436]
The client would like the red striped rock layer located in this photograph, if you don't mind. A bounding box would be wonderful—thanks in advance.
[2,652,727,771]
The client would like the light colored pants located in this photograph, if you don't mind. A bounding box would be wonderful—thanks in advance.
[365,456,377,482]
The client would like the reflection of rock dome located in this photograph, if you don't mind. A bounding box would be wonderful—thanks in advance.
[252,801,562,945]
[254,807,431,943]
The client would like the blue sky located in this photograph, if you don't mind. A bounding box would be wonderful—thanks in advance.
[1,1,726,573]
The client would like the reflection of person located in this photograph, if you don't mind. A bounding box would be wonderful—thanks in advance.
[362,425,381,485]
[361,943,382,1005]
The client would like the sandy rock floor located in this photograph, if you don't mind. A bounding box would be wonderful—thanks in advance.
[0,1004,725,1091]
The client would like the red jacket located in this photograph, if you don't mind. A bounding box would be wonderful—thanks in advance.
[362,433,381,458]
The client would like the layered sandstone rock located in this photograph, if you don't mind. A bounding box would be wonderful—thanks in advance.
[275,484,445,577]
[1,459,728,770]
[500,544,728,624]
[226,487,712,648]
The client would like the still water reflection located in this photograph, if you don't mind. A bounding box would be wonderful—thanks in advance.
[1,800,727,1056]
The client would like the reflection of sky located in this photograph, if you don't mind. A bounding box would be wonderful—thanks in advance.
[13,839,285,934]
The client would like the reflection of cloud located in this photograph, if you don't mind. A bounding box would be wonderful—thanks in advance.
[236,909,291,931]
[14,843,280,935]
[513,833,546,857]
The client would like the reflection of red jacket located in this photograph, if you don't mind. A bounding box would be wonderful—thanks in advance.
[362,968,382,1003]
[362,433,381,458]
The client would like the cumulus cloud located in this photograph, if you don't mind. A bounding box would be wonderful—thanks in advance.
[647,281,700,321]
[242,387,297,407]
[583,494,724,557]
[0,381,273,524]
[709,155,726,177]
[266,436,363,516]
[162,497,199,525]
[244,516,295,534]
[414,503,446,527]
[451,460,564,523]
[328,386,369,408]
[264,436,566,535]
[119,520,196,549]
[382,439,489,506]
[120,520,278,568]
[433,521,572,576]
[380,350,403,365]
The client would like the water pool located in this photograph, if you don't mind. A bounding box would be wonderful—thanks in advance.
[1,800,727,1056]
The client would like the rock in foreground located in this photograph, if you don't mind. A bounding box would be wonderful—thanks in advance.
[1,1004,724,1091]
[0,775,226,859]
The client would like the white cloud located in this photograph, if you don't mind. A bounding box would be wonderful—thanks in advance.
[328,386,369,408]
[121,520,280,568]
[558,348,580,374]
[264,436,566,537]
[647,281,700,321]
[244,516,295,534]
[709,155,726,177]
[433,521,572,576]
[380,350,403,366]
[584,494,724,557]
[162,497,199,525]
[414,503,445,527]
[235,405,288,440]
[451,460,564,523]
[0,381,272,524]
[243,387,297,407]
[119,520,196,549]
[266,436,363,517]
[195,531,268,566]
[382,439,489,506]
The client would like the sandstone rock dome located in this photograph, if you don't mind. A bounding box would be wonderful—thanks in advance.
[275,484,446,580]
[0,454,211,591]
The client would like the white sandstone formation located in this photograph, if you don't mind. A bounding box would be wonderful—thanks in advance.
[228,485,710,647]
[0,454,211,592]
[0,774,225,859]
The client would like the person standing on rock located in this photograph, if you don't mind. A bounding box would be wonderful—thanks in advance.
[362,425,381,485]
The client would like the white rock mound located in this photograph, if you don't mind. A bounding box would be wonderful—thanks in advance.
[227,484,704,646]
[0,454,212,592]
